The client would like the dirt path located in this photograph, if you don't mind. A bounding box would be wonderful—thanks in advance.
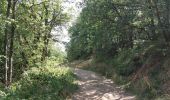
[71,68,136,100]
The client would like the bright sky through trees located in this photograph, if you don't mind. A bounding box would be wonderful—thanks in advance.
[53,0,84,52]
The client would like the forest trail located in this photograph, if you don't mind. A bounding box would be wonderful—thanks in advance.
[71,68,136,100]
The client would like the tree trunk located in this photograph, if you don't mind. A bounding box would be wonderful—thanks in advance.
[8,0,16,85]
[4,0,12,87]
[41,4,49,61]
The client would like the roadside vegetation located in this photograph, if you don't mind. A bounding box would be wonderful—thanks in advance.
[67,0,170,99]
[0,64,77,100]
[0,0,77,99]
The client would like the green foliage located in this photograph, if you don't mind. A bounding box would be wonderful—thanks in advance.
[67,0,170,60]
[67,0,170,99]
[113,48,141,76]
[0,83,6,100]
[0,90,6,100]
[6,66,77,100]
[112,43,170,99]
[155,95,170,100]
[0,0,70,83]
[49,47,67,63]
[0,1,76,99]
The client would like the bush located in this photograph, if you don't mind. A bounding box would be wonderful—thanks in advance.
[6,66,77,100]
[0,84,6,100]
[112,48,141,76]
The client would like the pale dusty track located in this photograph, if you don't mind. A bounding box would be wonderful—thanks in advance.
[71,68,136,100]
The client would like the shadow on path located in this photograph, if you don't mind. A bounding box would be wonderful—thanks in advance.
[71,68,136,100]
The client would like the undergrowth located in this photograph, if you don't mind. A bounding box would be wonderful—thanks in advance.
[75,41,170,100]
[0,66,77,100]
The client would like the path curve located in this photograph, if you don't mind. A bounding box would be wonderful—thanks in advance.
[71,68,136,100]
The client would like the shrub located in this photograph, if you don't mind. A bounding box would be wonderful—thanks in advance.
[112,48,141,76]
[0,85,6,100]
[6,66,77,100]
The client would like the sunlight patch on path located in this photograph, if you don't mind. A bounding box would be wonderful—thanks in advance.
[71,68,136,100]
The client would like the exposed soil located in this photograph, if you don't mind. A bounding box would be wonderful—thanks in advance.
[71,68,136,100]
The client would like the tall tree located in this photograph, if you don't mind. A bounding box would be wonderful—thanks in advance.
[67,0,170,61]
[0,0,69,86]
[4,0,12,87]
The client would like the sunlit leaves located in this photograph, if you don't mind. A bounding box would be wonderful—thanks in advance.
[0,0,69,81]
[67,0,169,60]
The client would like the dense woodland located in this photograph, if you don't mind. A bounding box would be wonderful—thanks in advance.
[0,0,68,84]
[67,0,170,99]
[68,0,170,60]
[0,0,170,99]
[0,0,76,99]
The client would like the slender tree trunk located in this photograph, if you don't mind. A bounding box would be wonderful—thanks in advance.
[8,0,16,85]
[41,4,49,61]
[4,0,12,87]
[41,5,57,61]
[150,17,156,40]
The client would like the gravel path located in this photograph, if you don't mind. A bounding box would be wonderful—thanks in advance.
[71,68,136,100]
